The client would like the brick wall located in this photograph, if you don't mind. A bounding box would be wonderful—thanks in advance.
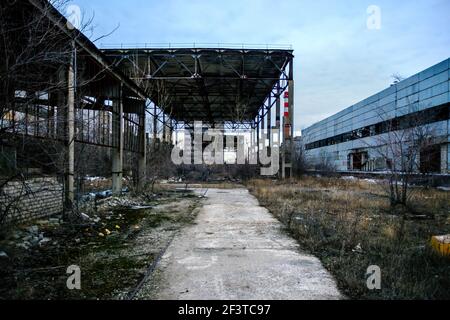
[0,177,63,223]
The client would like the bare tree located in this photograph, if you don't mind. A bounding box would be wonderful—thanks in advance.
[293,138,308,176]
[0,0,110,225]
[371,104,438,208]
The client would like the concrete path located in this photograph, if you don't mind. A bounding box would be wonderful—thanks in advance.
[142,188,342,300]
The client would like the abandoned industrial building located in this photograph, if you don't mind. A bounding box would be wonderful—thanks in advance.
[0,0,295,223]
[301,58,450,174]
[1,0,450,304]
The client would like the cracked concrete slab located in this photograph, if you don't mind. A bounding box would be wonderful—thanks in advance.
[139,188,343,300]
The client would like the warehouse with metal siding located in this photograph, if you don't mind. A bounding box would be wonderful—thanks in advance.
[301,58,450,173]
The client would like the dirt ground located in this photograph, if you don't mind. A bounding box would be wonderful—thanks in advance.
[1,178,448,300]
[0,187,202,300]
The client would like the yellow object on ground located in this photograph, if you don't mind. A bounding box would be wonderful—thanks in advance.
[431,235,450,257]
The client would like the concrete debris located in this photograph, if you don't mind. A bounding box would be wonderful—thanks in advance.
[80,213,92,221]
[48,218,61,225]
[27,225,39,234]
[84,176,107,182]
[9,225,53,250]
[39,238,52,247]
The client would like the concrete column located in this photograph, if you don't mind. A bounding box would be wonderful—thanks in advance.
[168,119,173,144]
[441,143,449,174]
[276,82,281,130]
[138,102,147,191]
[261,108,265,140]
[65,45,75,208]
[112,84,124,195]
[288,77,295,179]
[276,82,282,178]
[256,115,260,164]
[162,113,166,143]
[282,60,295,179]
[153,103,158,150]
[282,92,288,179]
[267,96,272,150]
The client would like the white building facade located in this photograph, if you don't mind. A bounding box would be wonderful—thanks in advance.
[301,58,450,174]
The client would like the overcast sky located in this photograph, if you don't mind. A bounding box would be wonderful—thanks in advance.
[71,0,450,133]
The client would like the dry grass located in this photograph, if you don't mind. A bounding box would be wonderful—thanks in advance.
[247,176,450,300]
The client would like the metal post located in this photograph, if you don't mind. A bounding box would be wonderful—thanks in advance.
[276,81,281,130]
[112,84,124,195]
[261,107,265,142]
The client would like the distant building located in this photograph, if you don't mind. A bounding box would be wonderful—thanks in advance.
[301,58,450,174]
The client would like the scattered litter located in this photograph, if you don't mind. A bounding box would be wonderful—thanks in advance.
[352,243,363,254]
[97,190,113,199]
[130,205,153,210]
[98,232,105,237]
[431,235,450,257]
[437,187,450,192]
[0,251,9,259]
[39,238,52,247]
[105,229,112,235]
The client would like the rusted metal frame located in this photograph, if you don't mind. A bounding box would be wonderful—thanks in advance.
[267,56,290,80]
[170,55,194,77]
[258,80,288,124]
[219,55,243,78]
[136,76,284,81]
[243,55,270,114]
[196,58,215,125]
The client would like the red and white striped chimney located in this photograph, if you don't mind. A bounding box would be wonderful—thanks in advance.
[284,91,289,118]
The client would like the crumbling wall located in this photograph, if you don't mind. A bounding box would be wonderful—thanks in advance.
[0,177,63,223]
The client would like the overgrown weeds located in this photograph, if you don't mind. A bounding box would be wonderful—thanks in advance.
[247,176,450,299]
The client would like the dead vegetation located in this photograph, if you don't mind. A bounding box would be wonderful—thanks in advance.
[247,176,450,299]
[0,185,201,300]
